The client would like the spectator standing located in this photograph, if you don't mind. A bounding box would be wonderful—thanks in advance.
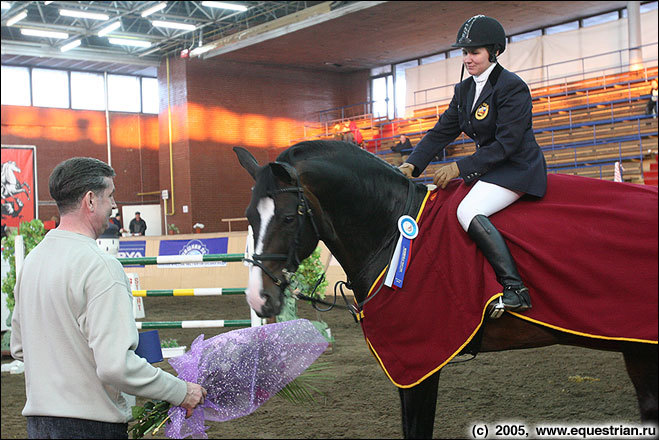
[129,212,147,236]
[349,121,364,147]
[11,157,205,439]
[100,217,120,238]
[109,212,125,235]
[645,79,658,118]
[332,122,344,141]
[342,121,354,144]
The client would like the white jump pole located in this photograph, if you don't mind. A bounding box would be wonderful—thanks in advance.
[15,235,24,281]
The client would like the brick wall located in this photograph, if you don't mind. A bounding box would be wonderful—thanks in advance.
[1,105,159,223]
[1,59,369,233]
[159,57,369,232]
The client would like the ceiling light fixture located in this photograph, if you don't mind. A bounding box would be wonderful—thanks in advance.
[60,39,81,52]
[21,28,69,39]
[43,1,54,4]
[108,37,152,48]
[97,20,121,37]
[59,9,109,21]
[151,20,196,31]
[1,2,12,10]
[201,1,247,12]
[141,2,167,17]
[6,10,27,26]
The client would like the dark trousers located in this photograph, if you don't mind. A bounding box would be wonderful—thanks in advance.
[646,98,657,115]
[27,416,128,439]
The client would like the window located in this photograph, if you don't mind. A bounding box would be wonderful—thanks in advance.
[71,71,105,110]
[545,20,579,35]
[448,49,462,58]
[394,60,418,118]
[582,11,619,27]
[141,77,158,114]
[107,74,140,112]
[640,1,658,13]
[32,68,69,108]
[371,74,394,120]
[421,53,446,64]
[1,65,31,106]
[510,29,542,43]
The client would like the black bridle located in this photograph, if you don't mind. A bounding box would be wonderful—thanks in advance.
[243,163,419,323]
[243,170,321,292]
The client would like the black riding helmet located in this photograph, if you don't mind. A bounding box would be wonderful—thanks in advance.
[452,15,506,61]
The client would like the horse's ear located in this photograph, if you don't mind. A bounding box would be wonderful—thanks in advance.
[270,161,297,185]
[233,147,259,180]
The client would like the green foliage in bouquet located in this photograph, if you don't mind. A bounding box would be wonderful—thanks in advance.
[1,219,47,313]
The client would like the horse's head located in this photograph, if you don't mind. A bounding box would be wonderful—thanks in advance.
[234,146,321,318]
[2,161,20,181]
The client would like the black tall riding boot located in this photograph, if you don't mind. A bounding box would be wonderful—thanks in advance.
[467,215,532,316]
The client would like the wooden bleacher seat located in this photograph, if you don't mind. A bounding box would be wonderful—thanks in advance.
[299,67,658,186]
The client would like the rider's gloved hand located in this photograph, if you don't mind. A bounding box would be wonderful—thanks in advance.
[398,163,414,178]
[433,162,460,189]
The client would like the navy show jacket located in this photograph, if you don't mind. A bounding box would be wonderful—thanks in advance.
[406,63,547,198]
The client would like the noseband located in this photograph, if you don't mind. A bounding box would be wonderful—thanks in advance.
[243,169,320,291]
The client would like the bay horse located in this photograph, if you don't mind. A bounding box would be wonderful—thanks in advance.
[233,140,657,438]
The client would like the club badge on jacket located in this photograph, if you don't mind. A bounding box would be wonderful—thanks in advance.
[475,103,489,120]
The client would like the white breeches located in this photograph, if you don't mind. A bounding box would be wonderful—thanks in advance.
[456,180,523,232]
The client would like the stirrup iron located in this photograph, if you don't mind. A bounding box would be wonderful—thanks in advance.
[488,297,505,319]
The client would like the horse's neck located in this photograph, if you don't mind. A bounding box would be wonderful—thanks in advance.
[318,181,427,303]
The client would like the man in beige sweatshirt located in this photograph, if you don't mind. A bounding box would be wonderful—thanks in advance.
[11,157,206,439]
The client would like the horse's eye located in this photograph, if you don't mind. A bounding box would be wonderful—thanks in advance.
[283,215,295,224]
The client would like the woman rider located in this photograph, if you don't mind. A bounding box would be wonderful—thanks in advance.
[399,15,547,318]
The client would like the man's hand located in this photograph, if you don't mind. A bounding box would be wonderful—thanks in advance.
[180,382,207,418]
[433,162,460,189]
[398,162,414,178]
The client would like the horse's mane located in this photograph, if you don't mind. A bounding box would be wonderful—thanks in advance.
[276,140,401,182]
[271,141,417,245]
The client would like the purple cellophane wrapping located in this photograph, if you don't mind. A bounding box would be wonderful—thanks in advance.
[164,319,328,439]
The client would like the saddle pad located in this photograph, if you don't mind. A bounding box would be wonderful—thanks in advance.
[360,173,658,388]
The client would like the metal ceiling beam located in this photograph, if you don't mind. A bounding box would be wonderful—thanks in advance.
[1,1,323,60]
[202,1,386,59]
[1,40,160,67]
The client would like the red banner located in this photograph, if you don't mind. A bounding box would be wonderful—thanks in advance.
[1,145,37,228]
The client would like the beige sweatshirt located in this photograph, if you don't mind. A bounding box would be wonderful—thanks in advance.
[11,229,187,423]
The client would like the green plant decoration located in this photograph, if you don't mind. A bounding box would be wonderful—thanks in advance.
[1,219,47,314]
[277,247,333,344]
[167,224,180,234]
[160,338,180,348]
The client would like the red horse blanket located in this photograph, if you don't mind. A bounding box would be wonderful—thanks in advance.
[359,173,658,388]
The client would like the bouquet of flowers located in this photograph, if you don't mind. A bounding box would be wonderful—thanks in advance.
[130,319,329,439]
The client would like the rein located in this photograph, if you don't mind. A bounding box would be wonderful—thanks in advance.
[299,177,419,322]
[243,162,420,323]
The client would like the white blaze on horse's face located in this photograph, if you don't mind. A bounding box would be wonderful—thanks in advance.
[246,196,275,313]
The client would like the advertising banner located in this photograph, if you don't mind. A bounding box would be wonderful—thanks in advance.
[158,237,229,268]
[118,240,147,267]
[1,145,37,228]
